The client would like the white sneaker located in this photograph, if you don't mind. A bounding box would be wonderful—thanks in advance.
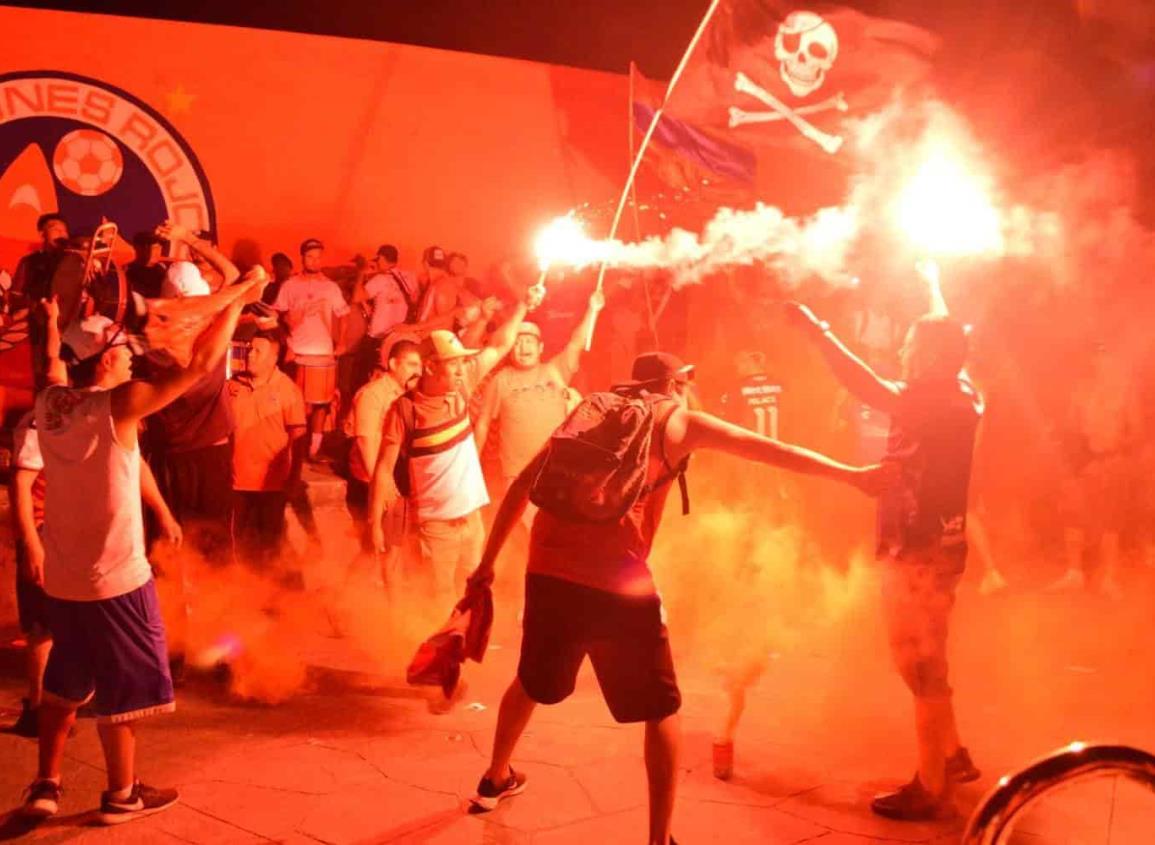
[21,779,61,818]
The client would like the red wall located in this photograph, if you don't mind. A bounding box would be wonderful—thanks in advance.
[0,7,628,271]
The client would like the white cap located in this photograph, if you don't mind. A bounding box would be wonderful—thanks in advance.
[161,260,211,298]
[61,314,131,362]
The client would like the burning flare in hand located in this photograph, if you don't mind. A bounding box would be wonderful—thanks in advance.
[534,215,598,271]
[895,145,1003,258]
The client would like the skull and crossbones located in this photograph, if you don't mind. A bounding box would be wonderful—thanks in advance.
[728,10,848,155]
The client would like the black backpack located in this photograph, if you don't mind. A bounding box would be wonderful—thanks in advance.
[528,390,689,523]
[390,394,418,497]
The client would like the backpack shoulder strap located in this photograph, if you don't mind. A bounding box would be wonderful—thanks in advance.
[646,396,691,516]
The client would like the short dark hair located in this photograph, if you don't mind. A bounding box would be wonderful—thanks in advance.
[253,327,285,348]
[377,244,399,264]
[271,252,292,267]
[66,356,100,388]
[251,327,287,366]
[387,339,420,361]
[37,213,65,231]
[133,230,162,248]
[911,314,968,376]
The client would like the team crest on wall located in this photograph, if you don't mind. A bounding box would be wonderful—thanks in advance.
[0,70,215,261]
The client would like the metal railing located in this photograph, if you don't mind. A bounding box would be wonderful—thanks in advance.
[961,743,1155,845]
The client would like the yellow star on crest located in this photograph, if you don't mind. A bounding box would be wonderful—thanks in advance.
[165,85,196,115]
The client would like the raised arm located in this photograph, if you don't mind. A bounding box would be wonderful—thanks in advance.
[552,288,605,381]
[473,373,501,454]
[785,302,900,413]
[41,296,67,387]
[664,407,891,496]
[111,278,258,427]
[917,259,949,318]
[474,300,530,381]
[156,221,239,287]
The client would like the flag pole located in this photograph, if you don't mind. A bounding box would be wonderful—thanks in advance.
[586,0,725,351]
[627,61,643,242]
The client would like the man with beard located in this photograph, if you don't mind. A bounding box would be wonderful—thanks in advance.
[346,338,423,580]
[475,289,604,496]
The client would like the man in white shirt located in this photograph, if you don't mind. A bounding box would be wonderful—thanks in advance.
[272,238,350,460]
[351,244,419,391]
[21,275,257,825]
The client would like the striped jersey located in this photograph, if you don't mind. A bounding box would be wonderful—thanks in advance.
[384,386,489,521]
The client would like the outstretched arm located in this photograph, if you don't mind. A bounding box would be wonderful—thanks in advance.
[664,407,892,496]
[785,302,900,413]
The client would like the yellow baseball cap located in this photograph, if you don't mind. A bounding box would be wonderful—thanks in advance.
[419,329,479,361]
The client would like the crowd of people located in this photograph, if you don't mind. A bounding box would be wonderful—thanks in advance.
[0,204,1150,843]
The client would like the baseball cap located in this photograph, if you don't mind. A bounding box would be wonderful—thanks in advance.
[618,351,695,388]
[516,322,542,340]
[61,314,142,362]
[300,238,324,255]
[422,245,447,269]
[161,261,211,298]
[419,329,478,362]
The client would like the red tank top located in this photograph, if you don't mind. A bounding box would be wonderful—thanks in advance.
[527,401,680,596]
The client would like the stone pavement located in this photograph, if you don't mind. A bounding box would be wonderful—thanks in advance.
[1,468,1154,843]
[0,570,1154,845]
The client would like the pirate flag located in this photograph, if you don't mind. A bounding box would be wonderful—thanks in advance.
[633,1,938,211]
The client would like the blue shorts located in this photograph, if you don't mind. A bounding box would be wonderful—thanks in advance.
[43,580,175,724]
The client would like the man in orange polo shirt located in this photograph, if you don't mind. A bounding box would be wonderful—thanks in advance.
[227,328,307,569]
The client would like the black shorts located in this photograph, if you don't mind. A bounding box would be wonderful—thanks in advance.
[518,574,681,724]
[14,544,51,640]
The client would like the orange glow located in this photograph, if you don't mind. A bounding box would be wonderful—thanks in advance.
[895,148,1003,257]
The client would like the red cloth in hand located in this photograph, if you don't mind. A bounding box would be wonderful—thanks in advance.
[406,585,493,696]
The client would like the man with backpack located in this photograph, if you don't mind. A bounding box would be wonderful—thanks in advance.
[464,351,893,845]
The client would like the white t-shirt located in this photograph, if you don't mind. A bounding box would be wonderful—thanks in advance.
[364,269,417,338]
[34,386,151,601]
[272,275,351,356]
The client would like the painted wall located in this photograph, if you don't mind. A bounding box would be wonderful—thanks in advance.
[0,6,628,272]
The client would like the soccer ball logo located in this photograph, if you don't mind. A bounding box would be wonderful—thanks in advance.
[52,129,124,197]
